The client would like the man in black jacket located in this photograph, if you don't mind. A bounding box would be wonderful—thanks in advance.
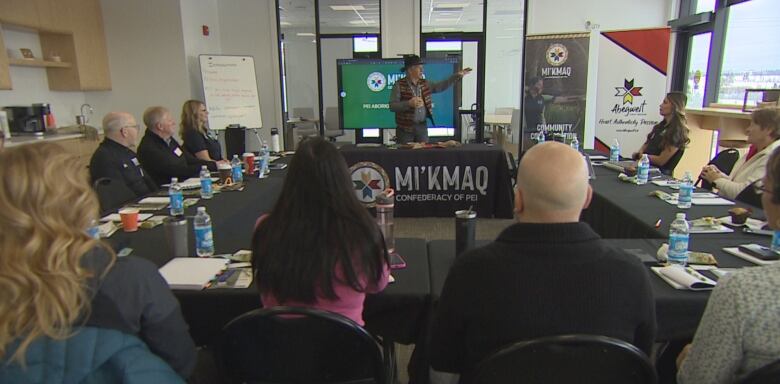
[137,106,217,187]
[429,142,656,383]
[89,112,157,198]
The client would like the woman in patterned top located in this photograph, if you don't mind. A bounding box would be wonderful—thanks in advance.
[677,146,780,383]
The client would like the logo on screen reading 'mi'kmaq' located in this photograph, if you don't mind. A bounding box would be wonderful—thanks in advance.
[545,44,568,66]
[350,162,390,207]
[367,72,387,92]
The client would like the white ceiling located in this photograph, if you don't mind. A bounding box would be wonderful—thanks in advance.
[278,0,524,33]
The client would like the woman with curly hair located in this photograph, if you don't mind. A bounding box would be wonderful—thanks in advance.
[0,142,195,381]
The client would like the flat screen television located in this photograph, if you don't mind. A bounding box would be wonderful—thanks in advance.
[336,57,460,135]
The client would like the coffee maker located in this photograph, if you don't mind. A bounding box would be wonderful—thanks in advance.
[4,106,46,135]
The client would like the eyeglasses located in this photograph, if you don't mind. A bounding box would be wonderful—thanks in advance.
[122,124,140,130]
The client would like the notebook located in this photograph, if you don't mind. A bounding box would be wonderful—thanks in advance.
[651,265,717,291]
[159,258,229,290]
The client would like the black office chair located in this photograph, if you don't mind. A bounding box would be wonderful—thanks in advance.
[661,148,685,176]
[217,306,390,384]
[471,334,657,384]
[93,177,136,214]
[735,180,763,208]
[506,151,518,188]
[739,359,780,384]
[699,148,741,189]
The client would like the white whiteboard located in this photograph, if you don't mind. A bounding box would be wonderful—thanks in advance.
[200,55,263,130]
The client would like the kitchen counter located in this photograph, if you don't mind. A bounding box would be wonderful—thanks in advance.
[6,132,87,147]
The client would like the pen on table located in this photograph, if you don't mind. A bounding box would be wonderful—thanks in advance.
[654,218,662,228]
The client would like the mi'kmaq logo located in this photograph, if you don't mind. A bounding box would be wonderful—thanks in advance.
[350,161,390,207]
[614,79,643,105]
[366,72,387,92]
[545,43,568,66]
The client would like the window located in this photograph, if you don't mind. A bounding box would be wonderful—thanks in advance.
[685,33,712,108]
[717,0,780,105]
[671,0,780,108]
[421,0,483,33]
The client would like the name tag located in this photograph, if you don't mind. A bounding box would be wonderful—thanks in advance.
[174,147,183,157]
[131,157,140,166]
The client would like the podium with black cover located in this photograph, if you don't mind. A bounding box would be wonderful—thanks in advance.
[340,144,514,218]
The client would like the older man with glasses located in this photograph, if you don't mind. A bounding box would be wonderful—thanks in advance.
[89,111,158,198]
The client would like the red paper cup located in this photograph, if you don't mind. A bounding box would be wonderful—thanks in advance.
[243,153,255,175]
[119,208,140,232]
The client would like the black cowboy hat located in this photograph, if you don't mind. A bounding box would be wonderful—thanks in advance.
[401,54,425,71]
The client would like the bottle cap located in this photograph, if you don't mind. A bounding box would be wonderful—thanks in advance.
[676,213,686,219]
[376,188,395,206]
[197,206,206,213]
[172,177,178,183]
[202,165,208,170]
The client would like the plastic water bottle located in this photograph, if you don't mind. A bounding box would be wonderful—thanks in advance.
[668,213,690,266]
[194,207,214,257]
[677,171,693,209]
[200,165,213,199]
[169,177,184,216]
[772,231,780,252]
[231,154,243,183]
[262,144,270,175]
[636,154,650,185]
[570,134,580,151]
[609,139,620,162]
[86,219,100,239]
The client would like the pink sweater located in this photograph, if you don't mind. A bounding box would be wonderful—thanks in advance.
[256,215,390,325]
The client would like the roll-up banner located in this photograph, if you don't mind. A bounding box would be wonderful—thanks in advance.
[593,27,671,157]
[522,33,590,153]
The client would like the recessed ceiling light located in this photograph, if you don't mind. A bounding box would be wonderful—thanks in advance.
[330,5,366,11]
[297,32,316,36]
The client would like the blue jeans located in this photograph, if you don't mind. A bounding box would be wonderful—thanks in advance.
[396,123,429,144]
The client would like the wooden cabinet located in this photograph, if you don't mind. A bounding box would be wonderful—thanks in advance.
[0,0,111,91]
[0,28,10,89]
[0,0,40,29]
[57,134,101,169]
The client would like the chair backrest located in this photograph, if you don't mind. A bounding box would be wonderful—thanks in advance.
[735,180,763,208]
[217,306,385,384]
[471,334,657,384]
[739,359,780,384]
[700,148,741,189]
[662,147,685,176]
[93,177,136,214]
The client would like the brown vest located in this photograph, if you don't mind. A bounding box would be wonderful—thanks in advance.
[395,77,433,132]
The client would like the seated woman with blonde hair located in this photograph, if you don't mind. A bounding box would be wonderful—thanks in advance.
[0,142,195,382]
[701,107,780,199]
[180,100,223,161]
[677,146,780,383]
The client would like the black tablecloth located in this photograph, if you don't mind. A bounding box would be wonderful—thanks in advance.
[427,237,765,342]
[340,144,513,218]
[584,162,766,240]
[108,161,432,346]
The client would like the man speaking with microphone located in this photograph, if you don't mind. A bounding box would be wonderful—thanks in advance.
[389,54,471,144]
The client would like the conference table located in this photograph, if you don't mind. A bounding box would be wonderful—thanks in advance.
[106,151,774,371]
[108,159,431,347]
[340,144,513,218]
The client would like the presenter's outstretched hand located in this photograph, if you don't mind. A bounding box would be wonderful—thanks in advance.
[457,67,473,78]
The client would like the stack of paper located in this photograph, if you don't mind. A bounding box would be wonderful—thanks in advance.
[159,258,229,290]
[651,265,717,290]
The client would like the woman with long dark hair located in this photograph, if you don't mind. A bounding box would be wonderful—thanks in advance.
[632,92,690,175]
[251,137,390,325]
